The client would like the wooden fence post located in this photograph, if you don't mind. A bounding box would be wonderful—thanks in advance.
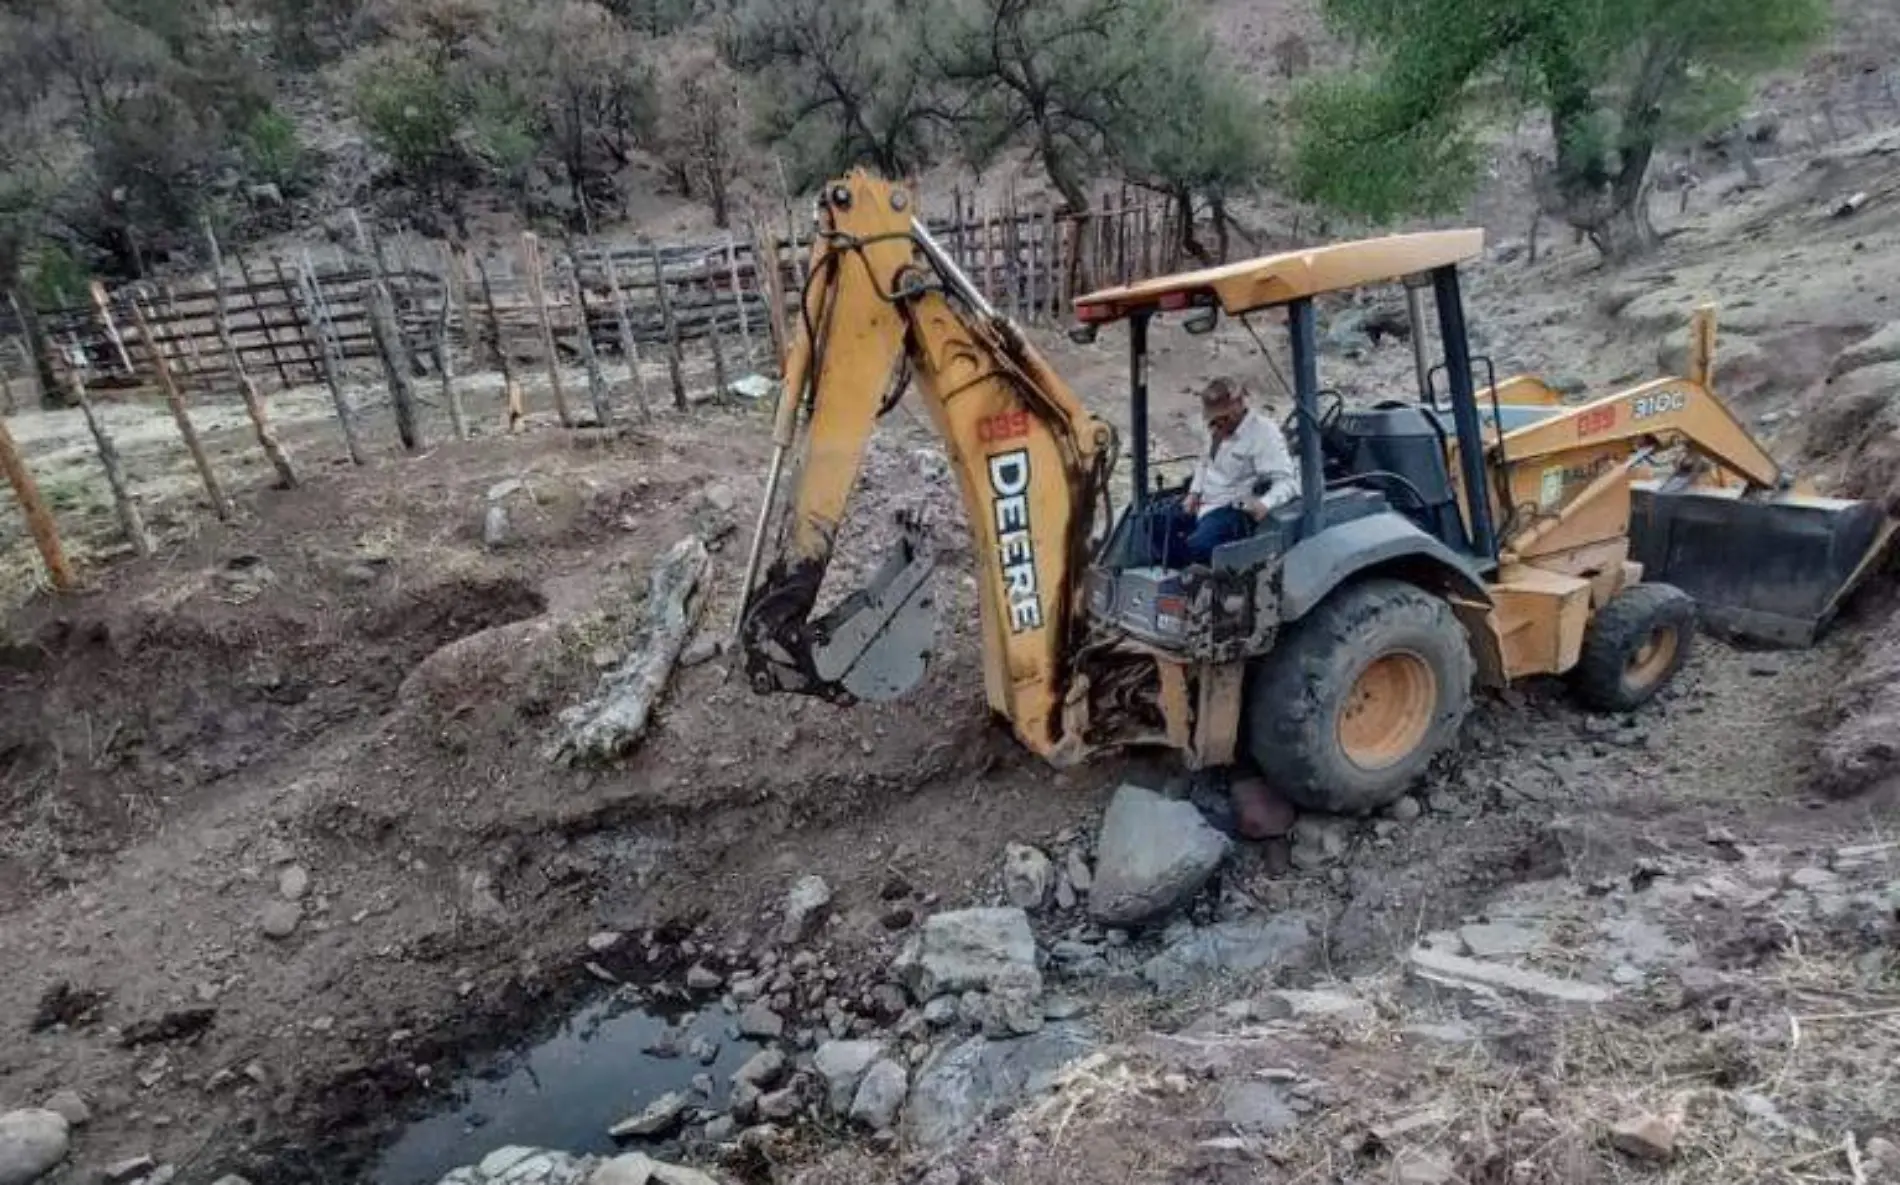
[725,234,753,366]
[87,283,134,377]
[702,252,730,401]
[235,253,292,388]
[0,414,73,589]
[521,232,574,427]
[751,224,787,368]
[650,245,688,409]
[600,247,651,420]
[295,252,364,463]
[130,296,233,519]
[474,254,523,433]
[348,209,421,451]
[206,221,300,487]
[65,361,154,556]
[436,243,469,440]
[566,249,612,427]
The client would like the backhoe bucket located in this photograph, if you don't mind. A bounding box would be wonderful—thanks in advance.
[1629,482,1897,647]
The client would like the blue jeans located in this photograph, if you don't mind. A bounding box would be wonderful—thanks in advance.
[1153,504,1254,567]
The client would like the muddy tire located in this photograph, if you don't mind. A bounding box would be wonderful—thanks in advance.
[1244,579,1475,815]
[1573,583,1695,712]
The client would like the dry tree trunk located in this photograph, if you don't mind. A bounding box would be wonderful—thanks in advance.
[130,296,233,520]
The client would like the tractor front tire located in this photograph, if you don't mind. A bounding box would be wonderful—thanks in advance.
[1572,583,1696,712]
[1245,579,1475,816]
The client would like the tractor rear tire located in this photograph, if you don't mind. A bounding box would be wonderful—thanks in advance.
[1572,583,1696,712]
[1245,579,1475,816]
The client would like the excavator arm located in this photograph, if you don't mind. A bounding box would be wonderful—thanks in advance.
[738,171,1116,759]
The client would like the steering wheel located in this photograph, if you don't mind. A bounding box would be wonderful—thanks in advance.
[1282,389,1346,439]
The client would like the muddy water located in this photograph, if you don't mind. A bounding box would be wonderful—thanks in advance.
[371,991,762,1185]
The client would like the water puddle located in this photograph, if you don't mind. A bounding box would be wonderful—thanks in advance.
[371,989,761,1185]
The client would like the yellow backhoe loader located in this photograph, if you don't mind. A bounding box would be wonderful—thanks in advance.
[736,171,1894,813]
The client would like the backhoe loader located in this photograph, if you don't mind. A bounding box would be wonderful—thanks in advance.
[736,170,1894,813]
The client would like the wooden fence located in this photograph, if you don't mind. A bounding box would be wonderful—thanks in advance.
[1,189,1182,409]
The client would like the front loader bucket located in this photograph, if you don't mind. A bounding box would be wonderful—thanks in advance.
[1630,481,1897,647]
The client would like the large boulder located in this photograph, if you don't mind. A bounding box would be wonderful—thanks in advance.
[1090,785,1230,926]
[0,1110,68,1185]
[894,908,1041,1000]
[903,1024,1098,1149]
[848,1059,909,1130]
[813,1040,886,1116]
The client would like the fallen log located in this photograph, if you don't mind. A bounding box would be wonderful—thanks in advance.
[549,536,710,766]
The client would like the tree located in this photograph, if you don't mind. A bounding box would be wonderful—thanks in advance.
[347,40,467,204]
[655,45,742,228]
[1291,0,1827,257]
[919,0,1164,214]
[1114,30,1274,262]
[728,0,942,187]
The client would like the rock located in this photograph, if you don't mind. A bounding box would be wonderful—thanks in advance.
[728,1078,761,1122]
[1220,1081,1298,1135]
[650,1162,723,1185]
[686,1035,719,1065]
[1832,322,1900,380]
[1064,850,1092,893]
[700,1116,736,1143]
[735,1047,787,1088]
[923,997,959,1027]
[483,505,512,549]
[1090,784,1231,925]
[1408,945,1613,1005]
[684,964,722,991]
[1387,795,1422,822]
[609,1090,690,1137]
[587,931,624,954]
[964,973,1045,1037]
[0,1109,69,1185]
[1457,921,1545,959]
[1392,1146,1456,1184]
[1609,1111,1680,1161]
[1865,1136,1898,1169]
[36,1093,86,1129]
[1002,844,1054,910]
[1053,876,1076,910]
[588,1154,657,1185]
[903,1023,1097,1149]
[1042,995,1087,1021]
[737,1003,785,1039]
[814,1040,886,1115]
[1257,988,1373,1025]
[699,483,738,514]
[893,908,1041,1000]
[208,1177,253,1185]
[102,1155,155,1184]
[259,900,301,939]
[849,1059,909,1129]
[277,864,310,901]
[1141,915,1318,993]
[1229,778,1297,840]
[779,875,833,944]
[756,1085,803,1120]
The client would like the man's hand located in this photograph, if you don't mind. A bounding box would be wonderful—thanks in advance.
[1184,493,1203,516]
[1244,498,1272,522]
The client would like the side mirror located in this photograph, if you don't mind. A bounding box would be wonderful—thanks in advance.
[1184,306,1219,336]
[1068,323,1099,345]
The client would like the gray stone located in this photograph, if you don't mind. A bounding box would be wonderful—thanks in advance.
[1609,1111,1680,1161]
[259,900,301,939]
[1387,796,1422,822]
[756,1085,803,1120]
[700,483,738,514]
[649,1162,723,1185]
[1832,322,1900,379]
[686,1035,719,1065]
[700,1116,736,1143]
[1219,1081,1299,1135]
[779,875,833,944]
[728,1078,761,1121]
[1053,876,1077,910]
[1064,849,1092,893]
[894,908,1041,1000]
[102,1155,155,1184]
[1257,988,1373,1025]
[609,1090,690,1137]
[1409,945,1613,1005]
[478,1147,540,1178]
[278,864,310,901]
[690,1072,714,1096]
[1458,921,1545,959]
[0,1108,69,1185]
[207,1177,253,1185]
[736,1003,785,1039]
[849,1059,909,1129]
[1141,915,1318,993]
[586,931,624,954]
[923,997,960,1027]
[1042,995,1087,1021]
[483,505,512,549]
[36,1093,86,1129]
[684,964,721,991]
[1392,1147,1456,1184]
[1090,785,1230,925]
[734,1047,787,1087]
[1002,844,1054,911]
[903,1023,1097,1149]
[588,1154,657,1185]
[814,1040,886,1115]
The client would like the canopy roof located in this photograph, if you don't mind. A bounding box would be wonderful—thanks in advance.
[1074,229,1485,323]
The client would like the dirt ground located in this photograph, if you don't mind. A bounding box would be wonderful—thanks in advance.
[3,117,1900,1185]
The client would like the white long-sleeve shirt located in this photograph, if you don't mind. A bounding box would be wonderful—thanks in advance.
[1190,408,1300,517]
